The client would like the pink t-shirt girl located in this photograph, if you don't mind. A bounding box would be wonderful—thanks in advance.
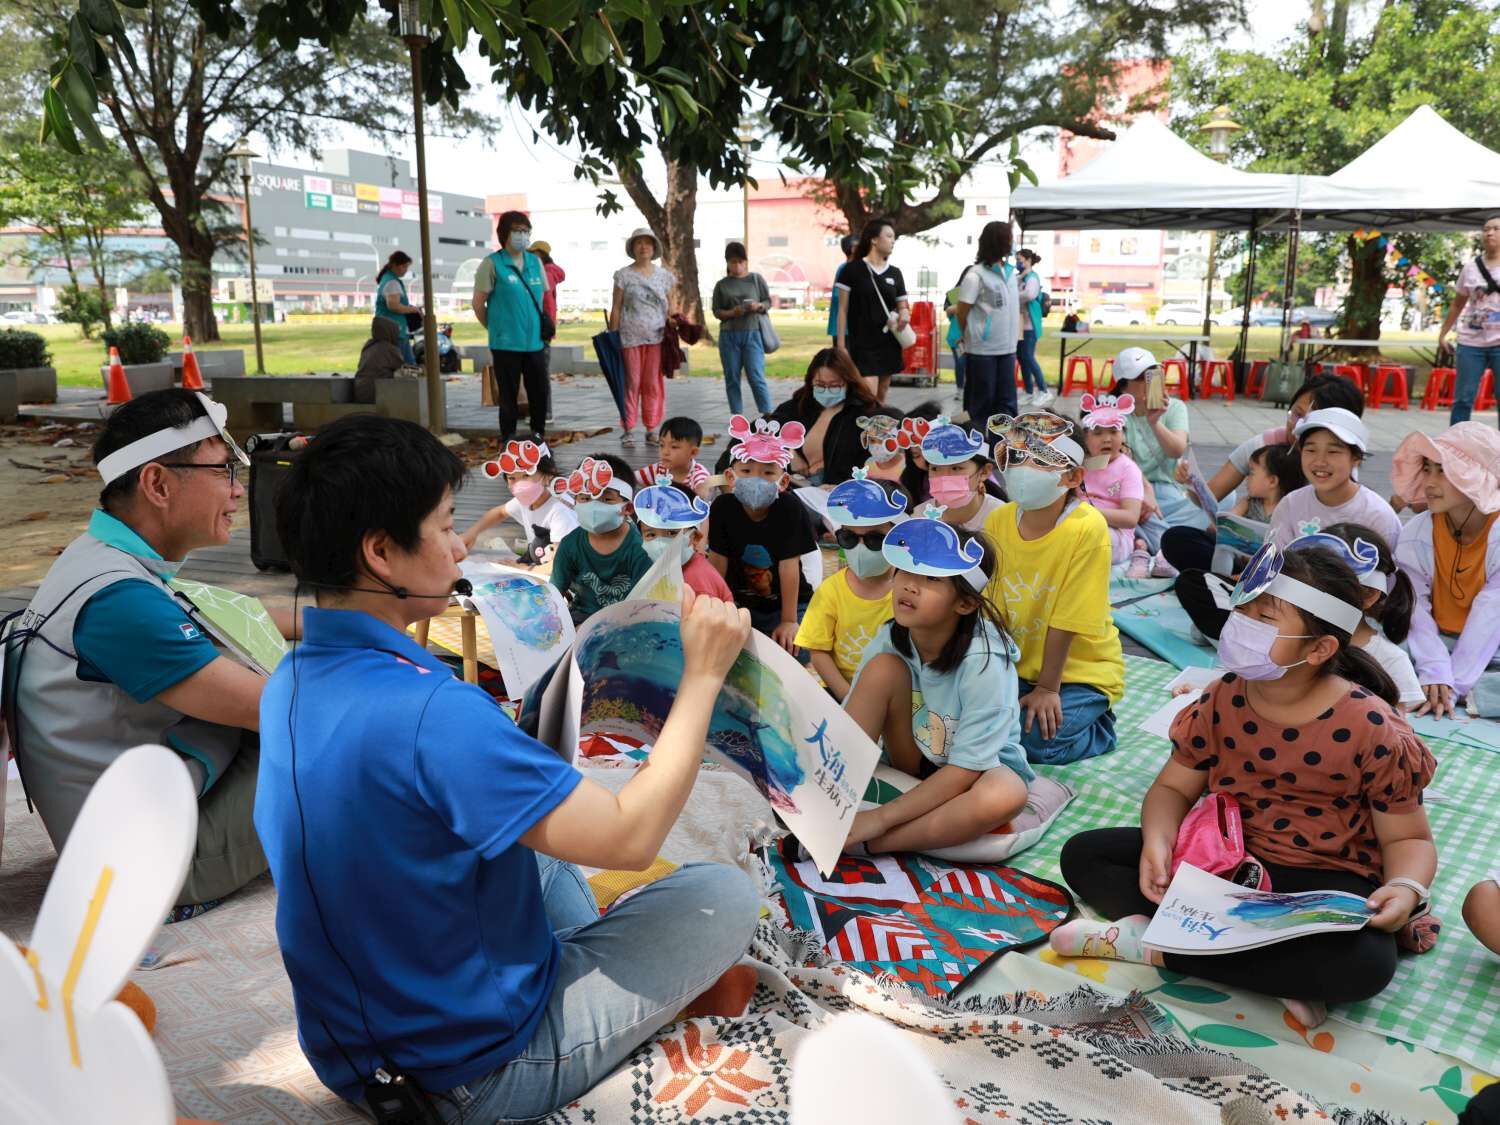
[1455,258,1500,348]
[1084,454,1146,563]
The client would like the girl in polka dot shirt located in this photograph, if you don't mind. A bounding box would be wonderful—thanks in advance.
[1052,544,1438,1028]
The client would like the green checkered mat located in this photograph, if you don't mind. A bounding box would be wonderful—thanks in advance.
[1022,655,1500,1072]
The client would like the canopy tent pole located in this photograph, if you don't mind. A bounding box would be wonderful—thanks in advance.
[1277,209,1302,362]
[1236,217,1258,387]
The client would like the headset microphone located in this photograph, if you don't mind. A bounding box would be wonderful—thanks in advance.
[387,578,472,600]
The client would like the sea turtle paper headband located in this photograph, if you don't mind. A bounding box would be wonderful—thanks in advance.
[920,417,989,466]
[633,484,709,530]
[1230,540,1364,633]
[482,439,552,479]
[727,414,805,467]
[826,468,909,527]
[882,505,986,592]
[986,412,1084,469]
[1287,532,1390,594]
[1079,393,1134,430]
[96,392,249,485]
[550,457,633,501]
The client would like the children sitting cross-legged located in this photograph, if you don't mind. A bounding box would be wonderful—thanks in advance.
[636,416,713,500]
[462,440,577,562]
[1073,393,1148,572]
[839,511,1032,853]
[1391,422,1500,719]
[1269,407,1402,550]
[794,470,903,701]
[633,484,733,601]
[983,412,1125,764]
[707,415,817,652]
[920,418,1003,532]
[548,454,652,625]
[1052,540,1439,1028]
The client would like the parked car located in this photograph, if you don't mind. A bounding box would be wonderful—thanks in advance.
[1154,303,1207,326]
[1291,305,1339,327]
[1089,303,1144,327]
[1,310,48,325]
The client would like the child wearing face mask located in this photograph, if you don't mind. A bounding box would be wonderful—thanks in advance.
[1053,543,1438,1028]
[462,440,577,563]
[707,416,817,652]
[855,413,914,485]
[983,413,1124,764]
[794,472,903,700]
[548,454,652,625]
[633,484,733,601]
[839,515,1033,853]
[921,420,1003,532]
[1075,394,1148,570]
[1269,408,1401,550]
[1391,422,1500,720]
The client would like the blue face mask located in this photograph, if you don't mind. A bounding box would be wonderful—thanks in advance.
[732,474,781,510]
[575,500,624,533]
[813,386,846,408]
[1002,465,1067,510]
[509,231,531,252]
[846,542,891,579]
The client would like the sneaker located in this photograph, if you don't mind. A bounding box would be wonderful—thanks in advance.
[1151,551,1180,579]
[1031,390,1055,409]
[1017,390,1034,408]
[1126,547,1152,579]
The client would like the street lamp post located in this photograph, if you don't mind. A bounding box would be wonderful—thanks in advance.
[397,0,446,434]
[738,119,754,246]
[1198,106,1242,383]
[227,140,266,375]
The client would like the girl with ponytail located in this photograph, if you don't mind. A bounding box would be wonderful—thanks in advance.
[1052,540,1438,1030]
[1318,522,1422,710]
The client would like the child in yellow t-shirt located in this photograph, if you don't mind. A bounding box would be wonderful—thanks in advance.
[794,471,903,700]
[983,415,1124,764]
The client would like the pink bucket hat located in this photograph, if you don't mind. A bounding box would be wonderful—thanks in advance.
[1392,422,1500,513]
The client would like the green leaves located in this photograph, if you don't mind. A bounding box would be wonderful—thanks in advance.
[580,16,611,66]
[1187,1023,1277,1049]
[1419,1066,1472,1116]
[527,0,580,32]
[520,29,553,83]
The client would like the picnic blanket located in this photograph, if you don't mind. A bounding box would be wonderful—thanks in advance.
[1111,590,1218,669]
[543,918,1393,1125]
[765,840,1071,999]
[1021,655,1500,1077]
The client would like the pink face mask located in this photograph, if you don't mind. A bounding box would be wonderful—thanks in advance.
[511,477,545,505]
[929,474,975,506]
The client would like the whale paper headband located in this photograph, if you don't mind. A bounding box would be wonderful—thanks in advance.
[882,505,986,591]
[920,417,989,466]
[550,457,633,501]
[1079,393,1134,430]
[482,439,553,479]
[1230,540,1364,632]
[986,411,1084,468]
[1287,531,1389,593]
[826,468,909,527]
[96,392,248,485]
[634,484,710,530]
[727,414,805,467]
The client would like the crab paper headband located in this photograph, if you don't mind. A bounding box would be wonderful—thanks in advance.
[826,469,909,528]
[1288,532,1389,593]
[727,414,805,467]
[920,418,989,466]
[550,457,633,501]
[987,412,1084,468]
[634,484,709,530]
[1230,540,1364,632]
[1079,393,1134,430]
[882,505,986,591]
[482,439,553,479]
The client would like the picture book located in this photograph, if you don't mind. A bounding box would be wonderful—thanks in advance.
[168,579,287,675]
[1212,513,1270,574]
[1142,863,1375,956]
[457,560,575,701]
[1181,449,1219,532]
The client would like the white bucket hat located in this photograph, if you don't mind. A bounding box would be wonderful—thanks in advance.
[626,228,660,259]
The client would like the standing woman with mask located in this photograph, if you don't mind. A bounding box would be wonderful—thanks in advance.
[1016,249,1052,407]
[1437,216,1500,425]
[375,251,423,364]
[472,210,550,443]
[836,217,910,404]
[771,347,878,486]
[955,221,1021,426]
[610,228,677,447]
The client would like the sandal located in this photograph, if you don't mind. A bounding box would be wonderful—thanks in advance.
[620,429,637,447]
[645,432,660,446]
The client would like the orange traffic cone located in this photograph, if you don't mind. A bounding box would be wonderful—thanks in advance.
[180,335,204,391]
[106,345,131,405]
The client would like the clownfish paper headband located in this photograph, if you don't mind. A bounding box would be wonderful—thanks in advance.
[859,415,930,461]
[1079,393,1134,430]
[483,439,553,479]
[727,414,805,467]
[550,457,633,501]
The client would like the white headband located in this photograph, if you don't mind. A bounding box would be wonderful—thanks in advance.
[1049,435,1085,467]
[96,394,248,485]
[1359,569,1391,594]
[1265,573,1364,633]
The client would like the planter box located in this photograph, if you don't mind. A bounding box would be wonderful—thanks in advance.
[0,366,57,415]
[167,348,247,381]
[0,373,18,423]
[99,361,175,398]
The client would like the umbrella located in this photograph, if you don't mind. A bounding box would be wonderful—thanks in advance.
[591,316,627,419]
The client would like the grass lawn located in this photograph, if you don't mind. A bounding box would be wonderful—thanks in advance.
[35,313,1443,389]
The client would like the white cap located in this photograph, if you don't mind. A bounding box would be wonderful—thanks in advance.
[1293,407,1368,454]
[1113,346,1159,383]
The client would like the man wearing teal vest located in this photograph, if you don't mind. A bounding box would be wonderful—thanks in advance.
[375,250,423,365]
[472,209,550,442]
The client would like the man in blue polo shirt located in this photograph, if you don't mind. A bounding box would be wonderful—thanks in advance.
[257,414,759,1119]
[6,388,273,913]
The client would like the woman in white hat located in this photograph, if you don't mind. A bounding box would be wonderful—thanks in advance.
[609,228,677,447]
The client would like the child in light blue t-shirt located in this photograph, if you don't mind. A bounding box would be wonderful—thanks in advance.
[840,515,1032,854]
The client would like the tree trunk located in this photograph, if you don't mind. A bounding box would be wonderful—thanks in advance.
[84,230,113,333]
[177,231,220,343]
[617,153,710,341]
[1342,235,1385,341]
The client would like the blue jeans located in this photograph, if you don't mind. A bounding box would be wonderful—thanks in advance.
[400,334,416,365]
[719,329,773,416]
[1018,680,1116,765]
[963,352,1018,429]
[432,856,759,1123]
[1018,330,1047,393]
[1450,342,1500,425]
[1136,480,1212,553]
[951,348,966,392]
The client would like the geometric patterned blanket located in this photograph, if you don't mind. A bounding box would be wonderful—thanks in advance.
[766,840,1073,999]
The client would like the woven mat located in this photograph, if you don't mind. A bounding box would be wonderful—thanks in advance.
[1112,590,1219,669]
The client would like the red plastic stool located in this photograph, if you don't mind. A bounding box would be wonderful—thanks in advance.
[1421,366,1456,410]
[1200,359,1235,402]
[1246,360,1269,398]
[1061,356,1095,397]
[1333,363,1368,398]
[1368,364,1409,410]
[1161,359,1191,401]
[1477,369,1497,412]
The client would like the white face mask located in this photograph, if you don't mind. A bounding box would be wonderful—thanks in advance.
[1216,612,1312,681]
[1002,465,1067,510]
